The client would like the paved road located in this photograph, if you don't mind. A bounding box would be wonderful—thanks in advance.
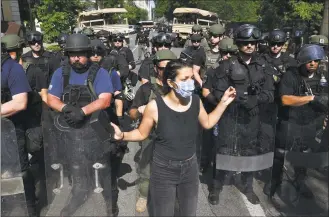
[37,33,328,217]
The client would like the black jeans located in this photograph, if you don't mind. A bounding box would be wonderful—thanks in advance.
[150,151,199,217]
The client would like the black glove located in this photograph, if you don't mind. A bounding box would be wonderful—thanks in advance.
[241,95,259,116]
[62,104,86,126]
[311,95,328,111]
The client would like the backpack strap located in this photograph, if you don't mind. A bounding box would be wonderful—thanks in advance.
[62,63,71,89]
[87,63,101,99]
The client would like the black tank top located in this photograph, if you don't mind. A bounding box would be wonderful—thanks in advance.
[154,94,200,160]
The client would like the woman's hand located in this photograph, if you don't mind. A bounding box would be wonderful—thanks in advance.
[110,122,124,140]
[220,86,236,106]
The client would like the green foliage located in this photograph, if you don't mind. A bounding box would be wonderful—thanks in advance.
[289,0,323,21]
[45,44,61,52]
[34,0,88,43]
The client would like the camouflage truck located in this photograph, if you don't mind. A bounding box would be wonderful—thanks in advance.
[78,8,130,44]
[172,8,221,47]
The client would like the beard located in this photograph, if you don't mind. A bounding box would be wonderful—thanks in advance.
[72,62,86,69]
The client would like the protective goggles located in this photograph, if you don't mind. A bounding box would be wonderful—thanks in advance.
[156,34,172,44]
[27,35,43,43]
[236,28,261,40]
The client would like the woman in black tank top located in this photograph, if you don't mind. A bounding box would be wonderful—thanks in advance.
[111,60,236,216]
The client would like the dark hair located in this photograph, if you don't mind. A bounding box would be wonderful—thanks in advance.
[162,59,192,94]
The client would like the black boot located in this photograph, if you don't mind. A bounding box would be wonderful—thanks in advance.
[208,188,221,205]
[263,179,281,198]
[243,190,260,204]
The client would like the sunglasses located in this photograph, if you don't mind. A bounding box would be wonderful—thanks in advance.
[157,43,171,48]
[192,40,201,43]
[270,42,285,47]
[28,40,42,45]
[239,41,257,46]
[113,39,123,42]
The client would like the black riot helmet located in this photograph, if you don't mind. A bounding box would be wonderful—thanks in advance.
[112,32,125,41]
[26,31,43,43]
[90,39,107,57]
[64,33,91,55]
[268,30,286,43]
[234,24,261,42]
[96,30,110,38]
[155,32,172,47]
[57,33,69,48]
[296,44,325,67]
[96,30,110,44]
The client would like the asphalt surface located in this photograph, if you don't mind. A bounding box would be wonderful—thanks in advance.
[30,33,328,216]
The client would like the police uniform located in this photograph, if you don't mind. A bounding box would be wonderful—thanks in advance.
[44,34,116,217]
[208,24,275,205]
[266,44,328,199]
[1,53,38,216]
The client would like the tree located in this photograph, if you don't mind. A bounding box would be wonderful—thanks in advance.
[260,0,324,32]
[34,0,89,42]
[320,0,329,36]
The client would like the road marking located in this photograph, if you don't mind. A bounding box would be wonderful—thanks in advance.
[132,46,138,53]
[239,192,266,217]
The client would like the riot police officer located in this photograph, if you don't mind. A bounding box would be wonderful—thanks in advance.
[180,34,206,88]
[135,26,150,61]
[45,33,115,216]
[112,32,137,106]
[138,32,172,84]
[266,44,328,199]
[96,29,111,52]
[309,34,328,78]
[258,32,269,54]
[205,24,225,69]
[201,37,238,173]
[261,30,297,75]
[90,39,124,124]
[1,38,37,217]
[20,31,59,86]
[90,38,128,216]
[1,34,24,61]
[208,24,275,205]
[112,32,135,71]
[184,24,210,50]
[129,50,177,213]
[82,27,95,40]
[55,33,70,67]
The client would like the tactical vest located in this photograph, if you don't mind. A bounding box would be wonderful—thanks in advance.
[205,49,221,69]
[148,77,163,102]
[21,51,52,85]
[1,55,13,104]
[61,63,100,108]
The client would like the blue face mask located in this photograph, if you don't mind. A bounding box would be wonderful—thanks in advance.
[174,80,195,98]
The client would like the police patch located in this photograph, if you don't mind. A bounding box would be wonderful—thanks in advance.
[273,75,279,82]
